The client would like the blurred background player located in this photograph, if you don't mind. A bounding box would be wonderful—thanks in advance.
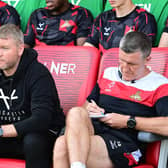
[84,0,157,54]
[104,0,168,47]
[24,0,93,48]
[0,1,20,27]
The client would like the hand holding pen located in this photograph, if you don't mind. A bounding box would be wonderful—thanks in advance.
[87,100,106,118]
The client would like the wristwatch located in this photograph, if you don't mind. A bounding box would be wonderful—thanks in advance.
[127,116,136,129]
[0,127,3,136]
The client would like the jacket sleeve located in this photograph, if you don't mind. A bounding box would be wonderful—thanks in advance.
[14,71,65,136]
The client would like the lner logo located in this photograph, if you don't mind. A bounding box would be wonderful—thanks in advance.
[43,61,76,75]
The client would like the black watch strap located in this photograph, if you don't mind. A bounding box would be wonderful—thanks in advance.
[127,116,136,129]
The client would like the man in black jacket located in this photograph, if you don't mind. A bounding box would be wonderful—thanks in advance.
[0,24,65,168]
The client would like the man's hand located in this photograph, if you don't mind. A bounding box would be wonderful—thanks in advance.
[86,100,105,116]
[100,113,129,129]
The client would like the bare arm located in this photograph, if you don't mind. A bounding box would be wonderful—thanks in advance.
[83,42,96,47]
[101,113,168,136]
[76,37,87,46]
[158,32,168,47]
[135,116,168,136]
[84,99,168,136]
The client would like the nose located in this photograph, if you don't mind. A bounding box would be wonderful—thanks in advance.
[121,62,129,71]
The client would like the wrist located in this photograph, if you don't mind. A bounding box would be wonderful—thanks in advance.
[127,116,137,129]
[0,126,3,137]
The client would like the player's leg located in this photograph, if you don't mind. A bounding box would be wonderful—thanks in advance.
[66,106,94,166]
[87,135,114,168]
[53,106,94,168]
[23,133,54,168]
[53,135,69,168]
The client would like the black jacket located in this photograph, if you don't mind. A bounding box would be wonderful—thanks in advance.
[0,48,65,136]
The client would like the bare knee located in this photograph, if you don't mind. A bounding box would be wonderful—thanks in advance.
[66,107,88,125]
[53,136,67,161]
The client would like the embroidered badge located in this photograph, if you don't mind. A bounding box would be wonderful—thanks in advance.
[36,22,46,31]
[59,20,76,32]
[105,81,115,92]
[104,27,111,36]
[130,91,142,101]
[60,20,72,29]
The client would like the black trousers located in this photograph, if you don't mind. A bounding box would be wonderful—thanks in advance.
[0,132,56,168]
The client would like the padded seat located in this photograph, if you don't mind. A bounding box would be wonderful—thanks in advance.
[36,46,100,113]
[0,159,25,168]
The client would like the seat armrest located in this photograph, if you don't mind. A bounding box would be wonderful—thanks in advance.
[138,131,167,142]
[158,139,168,168]
[138,132,168,168]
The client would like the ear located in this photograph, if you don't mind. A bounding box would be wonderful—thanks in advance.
[18,43,24,58]
[145,56,151,64]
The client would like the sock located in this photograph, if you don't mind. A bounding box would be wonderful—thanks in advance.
[70,161,86,168]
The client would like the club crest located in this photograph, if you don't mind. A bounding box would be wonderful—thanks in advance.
[130,91,142,101]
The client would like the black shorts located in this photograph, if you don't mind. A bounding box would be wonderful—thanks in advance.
[92,119,144,168]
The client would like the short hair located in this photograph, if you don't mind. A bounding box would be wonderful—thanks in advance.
[119,31,152,58]
[0,24,24,45]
